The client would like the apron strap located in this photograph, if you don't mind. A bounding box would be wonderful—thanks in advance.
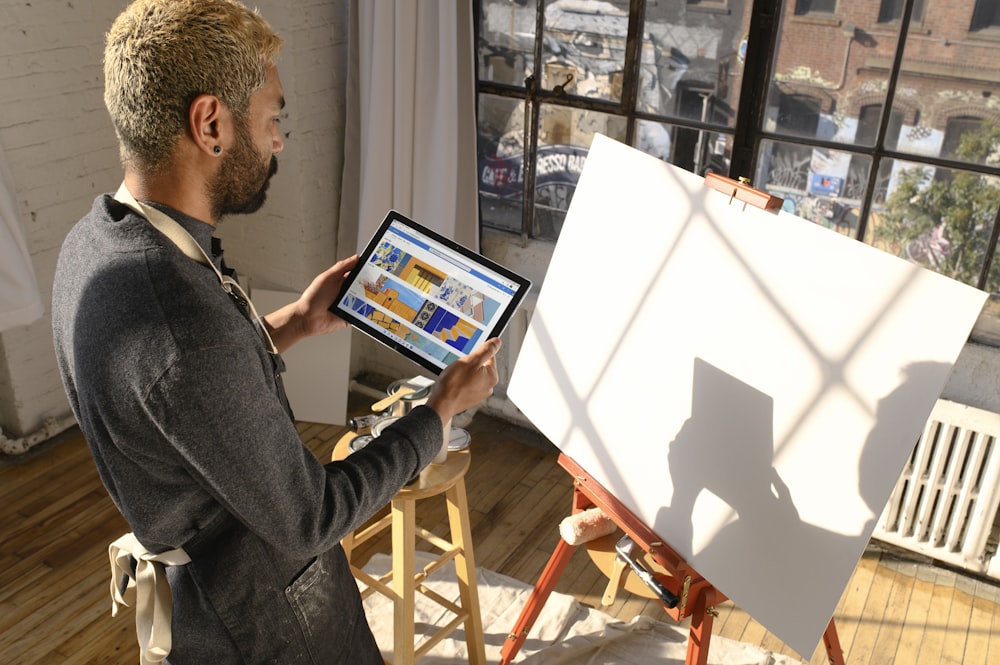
[112,183,277,354]
[109,532,191,665]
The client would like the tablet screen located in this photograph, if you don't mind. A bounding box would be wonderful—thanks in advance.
[330,210,531,375]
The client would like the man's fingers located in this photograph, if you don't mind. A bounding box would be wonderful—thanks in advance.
[472,338,502,366]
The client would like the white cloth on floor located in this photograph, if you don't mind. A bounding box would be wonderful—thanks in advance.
[359,551,806,665]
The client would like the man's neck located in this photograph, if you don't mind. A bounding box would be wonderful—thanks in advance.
[123,169,217,226]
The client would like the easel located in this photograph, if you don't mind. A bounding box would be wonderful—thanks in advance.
[501,176,844,665]
[498,454,847,665]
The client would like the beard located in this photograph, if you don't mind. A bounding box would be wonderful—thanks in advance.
[209,118,278,219]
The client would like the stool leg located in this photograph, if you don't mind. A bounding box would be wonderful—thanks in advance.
[446,480,486,665]
[391,497,416,665]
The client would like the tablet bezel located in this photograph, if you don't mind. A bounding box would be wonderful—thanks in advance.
[329,210,532,375]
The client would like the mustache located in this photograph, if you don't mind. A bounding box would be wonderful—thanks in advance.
[268,156,278,178]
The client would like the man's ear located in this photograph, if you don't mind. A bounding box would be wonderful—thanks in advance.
[189,94,227,158]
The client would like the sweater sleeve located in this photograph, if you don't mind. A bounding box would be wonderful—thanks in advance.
[142,343,442,559]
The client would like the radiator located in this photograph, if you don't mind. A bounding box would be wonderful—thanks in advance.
[875,398,1000,579]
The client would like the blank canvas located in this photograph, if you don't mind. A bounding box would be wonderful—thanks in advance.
[508,134,987,657]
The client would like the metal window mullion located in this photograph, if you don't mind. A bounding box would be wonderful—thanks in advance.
[729,0,781,181]
[977,206,1000,291]
[619,0,648,146]
[749,129,1000,180]
[519,0,548,240]
[522,91,541,241]
[854,0,914,242]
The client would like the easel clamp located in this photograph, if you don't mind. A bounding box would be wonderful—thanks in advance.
[704,173,784,211]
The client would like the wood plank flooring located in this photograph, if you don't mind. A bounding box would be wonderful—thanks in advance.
[2,400,999,664]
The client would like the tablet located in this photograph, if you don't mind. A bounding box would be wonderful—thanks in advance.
[330,210,532,375]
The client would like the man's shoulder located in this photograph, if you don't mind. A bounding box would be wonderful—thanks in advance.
[62,193,148,252]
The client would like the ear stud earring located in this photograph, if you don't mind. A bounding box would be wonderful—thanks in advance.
[213,146,222,154]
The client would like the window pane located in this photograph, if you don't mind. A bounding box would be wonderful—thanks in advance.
[477,94,526,234]
[971,0,1000,31]
[878,0,926,23]
[766,6,905,147]
[478,0,538,87]
[889,4,1000,166]
[532,107,626,239]
[637,1,752,128]
[542,0,631,101]
[864,159,1000,288]
[633,119,732,177]
[795,0,837,16]
[756,140,869,236]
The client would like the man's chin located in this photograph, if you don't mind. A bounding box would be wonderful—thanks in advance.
[239,193,268,215]
[220,190,268,218]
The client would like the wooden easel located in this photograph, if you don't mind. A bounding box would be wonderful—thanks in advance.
[500,176,844,665]
[498,454,846,665]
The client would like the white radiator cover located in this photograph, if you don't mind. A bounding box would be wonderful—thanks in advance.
[875,399,1000,579]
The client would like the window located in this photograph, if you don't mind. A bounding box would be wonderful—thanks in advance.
[687,0,729,8]
[794,0,838,16]
[971,0,1000,31]
[476,0,748,239]
[765,94,821,191]
[878,0,926,23]
[850,105,901,201]
[942,116,988,163]
[475,0,1000,342]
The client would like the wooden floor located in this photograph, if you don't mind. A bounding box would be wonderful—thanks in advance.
[3,399,1000,664]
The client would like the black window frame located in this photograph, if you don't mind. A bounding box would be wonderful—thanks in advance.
[473,0,1000,318]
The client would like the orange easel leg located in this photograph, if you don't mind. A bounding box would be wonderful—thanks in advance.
[823,618,846,665]
[498,537,577,665]
[685,594,715,665]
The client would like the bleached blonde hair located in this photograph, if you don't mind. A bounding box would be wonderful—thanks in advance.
[103,0,283,173]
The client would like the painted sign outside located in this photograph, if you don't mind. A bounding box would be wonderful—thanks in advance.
[479,144,590,201]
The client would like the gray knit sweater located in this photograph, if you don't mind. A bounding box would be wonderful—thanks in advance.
[52,194,442,663]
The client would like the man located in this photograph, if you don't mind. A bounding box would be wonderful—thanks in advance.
[51,1,500,663]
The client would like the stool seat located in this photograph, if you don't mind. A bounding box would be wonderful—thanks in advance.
[333,432,485,665]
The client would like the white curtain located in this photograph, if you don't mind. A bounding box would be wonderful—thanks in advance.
[0,141,44,332]
[339,0,480,255]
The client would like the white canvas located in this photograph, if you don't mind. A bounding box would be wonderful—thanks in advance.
[252,289,351,426]
[508,134,987,657]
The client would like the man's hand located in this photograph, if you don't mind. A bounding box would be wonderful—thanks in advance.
[262,255,359,353]
[426,338,502,424]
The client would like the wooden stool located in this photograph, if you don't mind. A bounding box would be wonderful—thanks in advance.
[333,434,486,665]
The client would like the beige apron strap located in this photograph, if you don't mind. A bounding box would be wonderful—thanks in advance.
[109,532,191,665]
[112,182,277,354]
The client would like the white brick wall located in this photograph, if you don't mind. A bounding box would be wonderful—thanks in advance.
[0,0,120,437]
[217,0,350,292]
[0,0,350,439]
